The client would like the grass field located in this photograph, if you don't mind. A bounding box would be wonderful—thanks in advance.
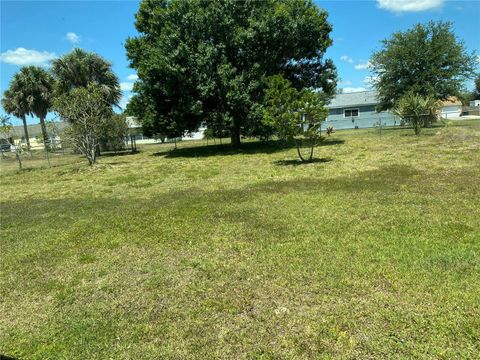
[1,121,479,359]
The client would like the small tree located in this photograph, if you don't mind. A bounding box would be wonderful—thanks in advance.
[0,115,12,159]
[393,92,441,135]
[54,84,113,165]
[264,75,328,162]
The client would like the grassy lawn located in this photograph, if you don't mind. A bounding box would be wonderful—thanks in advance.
[1,121,479,359]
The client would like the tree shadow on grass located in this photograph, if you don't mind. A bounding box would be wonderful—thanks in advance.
[99,150,140,158]
[152,139,345,159]
[1,355,19,360]
[274,158,333,166]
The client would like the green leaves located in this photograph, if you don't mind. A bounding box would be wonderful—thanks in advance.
[54,84,114,165]
[263,75,300,141]
[2,66,53,119]
[263,75,327,161]
[126,0,337,145]
[51,48,121,107]
[393,92,442,135]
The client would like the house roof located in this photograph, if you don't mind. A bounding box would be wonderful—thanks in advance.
[440,96,462,107]
[327,90,379,109]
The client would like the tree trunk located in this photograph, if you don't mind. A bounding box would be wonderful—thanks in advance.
[230,123,241,148]
[15,149,22,171]
[39,115,49,151]
[296,144,306,162]
[21,115,31,150]
[308,146,314,162]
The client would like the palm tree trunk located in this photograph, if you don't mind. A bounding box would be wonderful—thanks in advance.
[21,115,31,149]
[39,115,49,151]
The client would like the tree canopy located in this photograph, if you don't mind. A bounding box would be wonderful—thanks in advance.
[51,48,121,107]
[126,0,336,146]
[370,21,477,110]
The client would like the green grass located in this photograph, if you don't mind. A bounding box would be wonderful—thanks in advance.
[1,122,479,359]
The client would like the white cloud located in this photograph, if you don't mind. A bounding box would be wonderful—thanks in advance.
[355,61,371,70]
[343,87,367,93]
[477,55,480,63]
[0,48,57,66]
[363,75,379,85]
[341,80,352,86]
[119,94,133,110]
[127,74,138,81]
[377,0,444,13]
[120,82,134,91]
[340,55,353,63]
[65,32,81,44]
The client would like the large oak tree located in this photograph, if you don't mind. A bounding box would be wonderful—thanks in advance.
[370,21,477,111]
[126,0,336,147]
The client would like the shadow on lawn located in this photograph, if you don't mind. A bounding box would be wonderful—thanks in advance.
[274,158,333,166]
[99,150,140,158]
[1,355,19,360]
[152,139,345,158]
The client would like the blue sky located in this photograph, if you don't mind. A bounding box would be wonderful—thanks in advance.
[1,0,479,125]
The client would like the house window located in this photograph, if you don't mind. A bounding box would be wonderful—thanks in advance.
[344,108,359,117]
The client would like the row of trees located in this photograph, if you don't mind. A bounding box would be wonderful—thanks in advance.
[4,2,477,165]
[2,48,126,165]
[124,0,478,161]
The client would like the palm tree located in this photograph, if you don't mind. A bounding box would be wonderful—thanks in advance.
[17,66,54,147]
[51,48,121,106]
[393,92,441,135]
[2,88,31,149]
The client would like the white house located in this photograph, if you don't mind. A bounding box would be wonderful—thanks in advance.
[126,116,205,143]
[440,97,462,118]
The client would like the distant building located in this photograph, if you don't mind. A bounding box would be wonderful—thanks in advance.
[469,100,480,107]
[440,97,462,118]
[126,116,205,143]
[326,90,397,130]
[1,117,207,150]
[3,122,68,150]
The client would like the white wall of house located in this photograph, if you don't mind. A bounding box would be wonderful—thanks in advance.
[441,105,462,118]
[182,127,205,141]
